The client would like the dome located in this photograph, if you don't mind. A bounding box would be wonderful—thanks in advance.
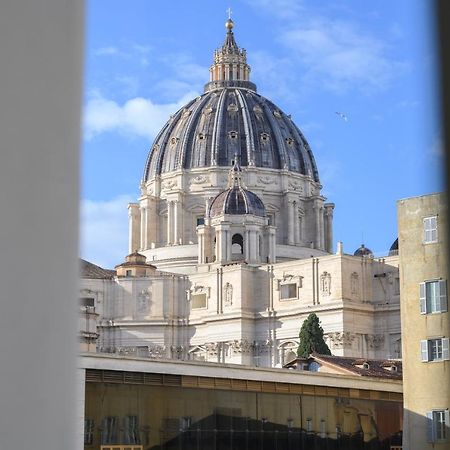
[209,186,266,218]
[354,244,373,257]
[142,21,319,183]
[389,238,398,256]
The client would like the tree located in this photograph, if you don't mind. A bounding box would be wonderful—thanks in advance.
[297,313,331,357]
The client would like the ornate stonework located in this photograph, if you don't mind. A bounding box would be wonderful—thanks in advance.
[320,272,331,296]
[223,282,233,306]
[366,334,385,349]
[230,339,253,354]
[327,332,356,349]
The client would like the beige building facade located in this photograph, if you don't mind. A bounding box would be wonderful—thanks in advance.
[398,192,450,448]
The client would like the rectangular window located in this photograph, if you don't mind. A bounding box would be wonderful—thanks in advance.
[84,418,94,446]
[421,338,450,362]
[423,216,438,243]
[280,283,297,300]
[420,280,447,314]
[196,217,205,226]
[427,410,450,442]
[126,269,132,276]
[191,293,207,309]
[80,297,95,307]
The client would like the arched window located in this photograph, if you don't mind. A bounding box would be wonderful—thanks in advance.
[232,233,244,255]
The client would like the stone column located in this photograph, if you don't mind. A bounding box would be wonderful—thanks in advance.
[139,205,146,250]
[294,202,301,245]
[167,200,173,245]
[314,202,321,249]
[173,200,179,245]
[287,199,295,245]
[128,203,140,254]
[268,226,276,263]
[324,203,335,253]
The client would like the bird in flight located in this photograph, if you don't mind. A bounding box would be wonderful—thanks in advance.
[335,111,348,122]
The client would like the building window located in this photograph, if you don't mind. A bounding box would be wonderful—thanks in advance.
[84,418,94,446]
[80,297,95,308]
[423,216,438,243]
[280,283,297,300]
[420,280,447,314]
[231,233,244,255]
[427,410,450,442]
[126,269,132,277]
[309,361,320,372]
[421,338,450,362]
[196,217,205,226]
[191,293,207,309]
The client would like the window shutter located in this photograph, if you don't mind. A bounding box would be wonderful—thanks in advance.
[439,280,448,312]
[427,411,435,442]
[420,282,427,314]
[421,340,429,362]
[442,338,450,361]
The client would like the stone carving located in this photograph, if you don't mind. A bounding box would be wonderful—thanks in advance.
[223,282,233,306]
[227,103,238,113]
[281,273,303,287]
[366,334,385,349]
[230,339,253,354]
[320,272,331,296]
[170,137,179,145]
[273,110,282,119]
[148,344,166,358]
[203,106,214,115]
[182,109,191,118]
[351,272,359,296]
[288,181,303,192]
[285,137,295,146]
[205,342,219,357]
[190,175,210,185]
[253,105,263,115]
[258,176,277,186]
[327,332,356,348]
[162,180,177,191]
[137,288,151,313]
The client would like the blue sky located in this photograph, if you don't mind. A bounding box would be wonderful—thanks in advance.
[81,0,443,268]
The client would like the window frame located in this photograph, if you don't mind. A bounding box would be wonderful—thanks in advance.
[423,215,438,244]
[420,280,448,314]
[421,337,450,362]
[427,409,450,442]
[191,293,207,310]
[280,282,298,301]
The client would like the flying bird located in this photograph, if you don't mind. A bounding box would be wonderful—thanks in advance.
[335,111,348,122]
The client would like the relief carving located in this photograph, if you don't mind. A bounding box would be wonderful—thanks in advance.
[288,181,303,192]
[230,339,253,354]
[162,180,177,191]
[366,334,385,349]
[327,332,356,348]
[137,288,151,314]
[223,282,233,306]
[190,175,210,185]
[320,272,331,296]
[258,176,277,186]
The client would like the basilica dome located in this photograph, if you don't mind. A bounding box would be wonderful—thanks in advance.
[142,21,319,183]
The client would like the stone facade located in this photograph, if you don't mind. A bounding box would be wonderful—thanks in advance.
[398,193,450,449]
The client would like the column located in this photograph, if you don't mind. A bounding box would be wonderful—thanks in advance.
[319,206,325,250]
[174,200,179,245]
[140,205,146,250]
[128,203,140,254]
[314,202,321,249]
[324,203,335,253]
[287,199,295,245]
[294,202,301,245]
[167,200,173,245]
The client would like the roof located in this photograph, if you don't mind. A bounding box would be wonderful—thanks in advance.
[80,259,115,279]
[142,21,319,182]
[285,353,402,380]
[209,186,266,218]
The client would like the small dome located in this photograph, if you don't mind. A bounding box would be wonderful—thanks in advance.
[354,244,373,257]
[209,186,266,218]
[389,238,398,256]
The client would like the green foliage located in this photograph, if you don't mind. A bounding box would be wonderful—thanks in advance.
[297,313,331,357]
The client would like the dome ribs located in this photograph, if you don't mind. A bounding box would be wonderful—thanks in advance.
[211,89,227,166]
[235,89,256,167]
[179,94,210,170]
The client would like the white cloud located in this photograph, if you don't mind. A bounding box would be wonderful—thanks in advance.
[80,195,134,269]
[245,1,405,94]
[280,19,404,93]
[83,90,199,140]
[93,46,120,56]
